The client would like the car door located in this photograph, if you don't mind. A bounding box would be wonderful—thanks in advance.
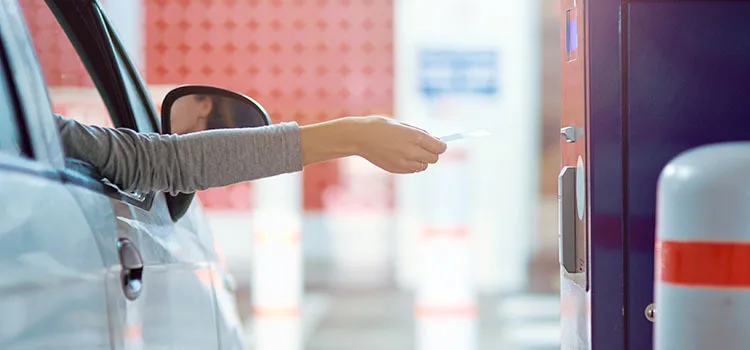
[12,0,223,348]
[17,0,223,348]
[107,30,247,347]
[0,142,112,350]
[101,4,245,348]
[0,5,110,348]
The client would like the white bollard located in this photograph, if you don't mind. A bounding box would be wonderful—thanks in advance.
[415,146,477,350]
[655,143,750,350]
[251,173,303,350]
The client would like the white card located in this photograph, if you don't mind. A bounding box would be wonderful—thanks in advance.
[438,130,490,142]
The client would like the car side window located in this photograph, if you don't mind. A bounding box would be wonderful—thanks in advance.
[19,1,115,129]
[0,57,23,156]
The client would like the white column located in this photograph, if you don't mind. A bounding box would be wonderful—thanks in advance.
[103,0,144,69]
[475,0,541,293]
[324,157,392,288]
[415,145,477,350]
[394,0,541,294]
[394,170,421,289]
[251,173,303,350]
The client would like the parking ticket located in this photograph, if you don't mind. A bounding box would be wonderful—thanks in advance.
[438,130,491,142]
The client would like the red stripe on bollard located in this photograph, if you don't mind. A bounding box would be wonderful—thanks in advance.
[657,240,750,288]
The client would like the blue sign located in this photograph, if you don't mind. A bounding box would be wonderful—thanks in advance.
[419,49,499,98]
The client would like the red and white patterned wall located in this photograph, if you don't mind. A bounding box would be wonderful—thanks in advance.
[21,1,90,88]
[145,0,395,212]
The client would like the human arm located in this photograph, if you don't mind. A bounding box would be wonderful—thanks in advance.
[56,114,302,195]
[55,114,446,195]
[300,116,447,173]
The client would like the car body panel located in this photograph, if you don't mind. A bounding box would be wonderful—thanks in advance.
[120,199,220,348]
[0,0,246,348]
[0,155,110,349]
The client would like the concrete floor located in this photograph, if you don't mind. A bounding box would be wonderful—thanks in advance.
[304,290,560,350]
[227,195,565,350]
[214,196,563,350]
[238,259,561,350]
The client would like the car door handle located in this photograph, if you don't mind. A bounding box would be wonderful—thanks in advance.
[117,237,144,301]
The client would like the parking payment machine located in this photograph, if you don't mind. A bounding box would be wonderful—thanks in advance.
[559,0,750,349]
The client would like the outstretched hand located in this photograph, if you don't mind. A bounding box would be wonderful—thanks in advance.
[299,116,448,174]
[351,116,447,174]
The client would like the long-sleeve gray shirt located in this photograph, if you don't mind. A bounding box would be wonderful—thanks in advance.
[54,114,303,195]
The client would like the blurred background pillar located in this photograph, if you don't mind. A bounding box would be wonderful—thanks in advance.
[395,0,541,295]
[251,173,303,350]
[103,0,144,69]
[466,0,543,294]
[414,145,477,350]
[323,157,392,289]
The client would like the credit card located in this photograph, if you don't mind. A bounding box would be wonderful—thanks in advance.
[439,130,491,142]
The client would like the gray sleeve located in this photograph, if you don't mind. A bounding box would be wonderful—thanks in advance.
[54,114,303,195]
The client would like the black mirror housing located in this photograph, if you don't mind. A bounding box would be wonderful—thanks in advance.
[161,85,271,134]
[159,85,272,222]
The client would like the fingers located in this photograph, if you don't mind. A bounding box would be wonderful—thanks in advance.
[417,133,448,155]
[377,118,446,156]
[402,160,429,174]
[408,147,440,164]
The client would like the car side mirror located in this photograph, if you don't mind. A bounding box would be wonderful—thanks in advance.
[160,85,272,222]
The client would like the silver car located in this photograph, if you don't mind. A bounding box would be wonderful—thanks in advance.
[0,0,257,348]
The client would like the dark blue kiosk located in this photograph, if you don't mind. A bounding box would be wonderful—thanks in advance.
[558,1,750,349]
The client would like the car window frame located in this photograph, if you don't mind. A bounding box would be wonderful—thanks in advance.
[103,14,161,134]
[0,1,150,208]
[10,0,158,210]
[44,0,135,129]
[0,35,31,157]
[0,0,67,166]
